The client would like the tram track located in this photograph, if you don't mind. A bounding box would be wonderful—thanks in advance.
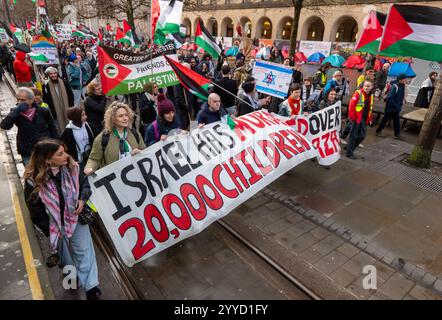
[1,74,320,300]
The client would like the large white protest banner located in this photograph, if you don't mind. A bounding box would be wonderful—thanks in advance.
[277,102,342,166]
[299,40,332,59]
[252,60,293,99]
[55,24,75,41]
[89,111,318,266]
[98,43,179,95]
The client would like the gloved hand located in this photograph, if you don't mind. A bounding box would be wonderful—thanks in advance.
[16,102,29,113]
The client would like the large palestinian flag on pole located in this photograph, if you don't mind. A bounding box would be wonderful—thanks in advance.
[164,55,210,101]
[98,43,179,95]
[379,4,442,62]
[195,18,221,60]
[153,0,183,45]
[355,11,386,55]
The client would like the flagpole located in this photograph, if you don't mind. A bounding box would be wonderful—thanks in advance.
[378,4,393,53]
[150,0,154,80]
[209,80,256,109]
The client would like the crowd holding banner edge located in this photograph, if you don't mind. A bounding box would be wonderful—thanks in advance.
[0,2,440,300]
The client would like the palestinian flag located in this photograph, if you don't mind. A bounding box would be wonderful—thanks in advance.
[153,0,183,45]
[221,113,236,130]
[379,4,442,62]
[39,19,53,40]
[116,20,135,46]
[115,28,124,41]
[72,29,87,38]
[355,11,386,55]
[151,0,160,37]
[26,20,35,31]
[29,51,48,62]
[164,55,210,101]
[98,29,103,45]
[9,23,25,43]
[195,18,221,59]
[97,45,179,95]
[165,25,186,48]
[78,23,97,37]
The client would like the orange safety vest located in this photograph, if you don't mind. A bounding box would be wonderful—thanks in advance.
[354,89,373,124]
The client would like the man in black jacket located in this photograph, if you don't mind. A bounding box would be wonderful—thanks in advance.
[1,87,58,166]
[214,65,238,115]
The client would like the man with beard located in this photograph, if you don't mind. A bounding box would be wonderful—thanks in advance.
[42,66,74,134]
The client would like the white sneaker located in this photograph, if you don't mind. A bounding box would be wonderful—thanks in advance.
[340,138,347,145]
[358,144,364,148]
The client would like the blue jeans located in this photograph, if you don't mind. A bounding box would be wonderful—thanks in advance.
[72,88,85,107]
[61,223,99,292]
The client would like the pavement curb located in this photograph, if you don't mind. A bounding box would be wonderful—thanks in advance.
[1,77,55,299]
[262,186,442,297]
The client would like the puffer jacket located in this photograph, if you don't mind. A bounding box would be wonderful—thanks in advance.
[67,62,81,89]
[13,51,32,83]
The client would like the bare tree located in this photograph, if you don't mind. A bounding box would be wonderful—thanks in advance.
[62,0,200,36]
[51,0,148,36]
[289,0,350,56]
[407,71,442,168]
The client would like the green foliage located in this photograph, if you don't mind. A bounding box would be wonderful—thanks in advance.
[407,146,432,169]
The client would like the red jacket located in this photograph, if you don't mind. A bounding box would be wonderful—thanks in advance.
[13,51,32,83]
[348,89,373,125]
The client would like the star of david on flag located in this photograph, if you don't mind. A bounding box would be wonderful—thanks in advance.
[263,71,276,85]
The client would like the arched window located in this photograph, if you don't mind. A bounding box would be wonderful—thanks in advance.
[306,18,324,41]
[282,21,292,40]
[240,17,252,38]
[261,20,272,39]
[207,18,218,36]
[334,17,358,42]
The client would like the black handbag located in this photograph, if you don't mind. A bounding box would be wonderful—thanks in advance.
[78,203,95,225]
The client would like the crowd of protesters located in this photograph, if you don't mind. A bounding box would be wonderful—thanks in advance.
[0,34,420,299]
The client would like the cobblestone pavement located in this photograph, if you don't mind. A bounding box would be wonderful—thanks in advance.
[225,184,441,299]
[234,126,442,299]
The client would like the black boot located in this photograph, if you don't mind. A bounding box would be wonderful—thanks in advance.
[86,286,102,300]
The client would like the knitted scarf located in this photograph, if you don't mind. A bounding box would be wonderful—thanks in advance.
[288,96,302,116]
[38,164,80,252]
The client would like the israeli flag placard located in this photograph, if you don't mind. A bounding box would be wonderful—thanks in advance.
[252,60,293,99]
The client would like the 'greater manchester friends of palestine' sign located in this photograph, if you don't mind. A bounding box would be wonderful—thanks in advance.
[98,43,179,95]
[89,111,318,267]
